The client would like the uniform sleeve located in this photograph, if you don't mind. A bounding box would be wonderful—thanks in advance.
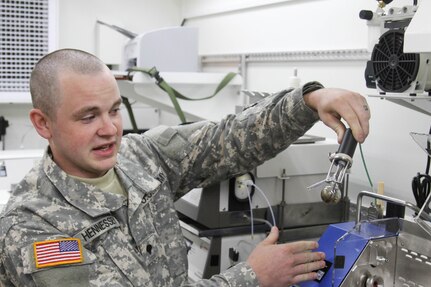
[182,262,259,287]
[0,211,95,287]
[172,87,320,192]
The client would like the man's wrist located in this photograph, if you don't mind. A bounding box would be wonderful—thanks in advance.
[302,81,324,111]
[302,81,324,97]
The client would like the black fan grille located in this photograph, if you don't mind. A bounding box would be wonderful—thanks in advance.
[371,30,420,92]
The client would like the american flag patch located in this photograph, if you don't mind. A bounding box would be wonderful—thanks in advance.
[33,238,83,268]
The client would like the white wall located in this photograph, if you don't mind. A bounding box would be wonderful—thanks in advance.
[58,0,183,64]
[182,0,430,204]
[1,0,429,207]
[183,0,371,54]
[0,0,182,150]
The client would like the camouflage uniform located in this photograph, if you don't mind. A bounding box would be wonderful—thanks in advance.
[0,86,320,286]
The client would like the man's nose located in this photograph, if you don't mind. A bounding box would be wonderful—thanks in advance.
[98,115,117,136]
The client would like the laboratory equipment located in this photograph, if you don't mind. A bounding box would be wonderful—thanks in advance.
[180,220,267,283]
[0,116,8,150]
[307,129,358,204]
[176,137,344,231]
[362,1,431,95]
[300,190,431,287]
[0,149,44,211]
[175,137,352,279]
[96,21,199,73]
[121,26,199,72]
[302,2,431,285]
[116,25,244,123]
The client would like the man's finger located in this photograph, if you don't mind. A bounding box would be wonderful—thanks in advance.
[349,98,371,141]
[261,226,279,245]
[292,272,319,285]
[282,240,319,254]
[319,112,346,143]
[293,251,325,265]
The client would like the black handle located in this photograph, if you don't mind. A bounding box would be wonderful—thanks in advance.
[337,128,357,158]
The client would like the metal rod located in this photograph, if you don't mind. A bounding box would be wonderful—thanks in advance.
[416,189,431,220]
[240,54,248,103]
[355,190,429,223]
[279,169,287,231]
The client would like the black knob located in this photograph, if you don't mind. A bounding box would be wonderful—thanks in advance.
[359,10,374,20]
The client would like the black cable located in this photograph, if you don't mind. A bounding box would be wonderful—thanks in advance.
[425,125,431,174]
[411,125,431,212]
[0,116,9,150]
[412,173,431,209]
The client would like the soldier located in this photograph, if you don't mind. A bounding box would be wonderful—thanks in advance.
[0,49,370,286]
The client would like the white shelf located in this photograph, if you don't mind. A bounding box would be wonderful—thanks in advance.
[118,72,243,122]
[0,149,44,160]
[369,93,431,116]
[0,149,44,205]
[0,92,32,104]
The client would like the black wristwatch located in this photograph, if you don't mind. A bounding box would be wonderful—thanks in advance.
[302,81,324,96]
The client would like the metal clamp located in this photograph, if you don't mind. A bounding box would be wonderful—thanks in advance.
[355,190,431,223]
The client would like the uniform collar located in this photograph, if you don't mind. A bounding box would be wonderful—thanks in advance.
[42,148,162,218]
[42,149,125,218]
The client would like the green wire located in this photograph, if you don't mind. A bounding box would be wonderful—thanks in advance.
[359,143,374,190]
[359,143,377,206]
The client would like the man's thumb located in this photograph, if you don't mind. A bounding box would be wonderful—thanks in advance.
[262,226,279,245]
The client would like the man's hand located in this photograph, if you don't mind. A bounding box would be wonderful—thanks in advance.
[303,88,370,143]
[247,227,326,287]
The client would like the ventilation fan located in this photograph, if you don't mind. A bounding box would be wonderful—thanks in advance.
[371,30,420,93]
[365,27,431,95]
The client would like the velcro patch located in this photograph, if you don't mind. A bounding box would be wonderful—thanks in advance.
[34,238,83,268]
[74,215,120,245]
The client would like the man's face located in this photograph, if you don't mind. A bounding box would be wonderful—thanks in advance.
[47,69,123,178]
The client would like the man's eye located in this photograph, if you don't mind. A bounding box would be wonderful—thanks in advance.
[111,108,121,114]
[81,115,95,122]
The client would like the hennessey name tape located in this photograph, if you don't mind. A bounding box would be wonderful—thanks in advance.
[74,215,120,245]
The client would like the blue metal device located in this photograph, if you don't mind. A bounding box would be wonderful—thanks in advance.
[300,190,431,287]
[299,220,398,287]
[299,222,365,287]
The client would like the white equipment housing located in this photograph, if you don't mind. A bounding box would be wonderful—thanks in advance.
[364,3,431,95]
[0,149,44,210]
[117,26,243,123]
[121,26,199,72]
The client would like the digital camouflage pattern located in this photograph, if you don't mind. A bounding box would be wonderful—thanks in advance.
[0,86,320,286]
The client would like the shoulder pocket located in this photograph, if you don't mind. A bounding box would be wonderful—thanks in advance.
[145,125,192,161]
[21,241,96,287]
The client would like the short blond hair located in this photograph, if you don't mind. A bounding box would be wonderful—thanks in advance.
[30,49,107,118]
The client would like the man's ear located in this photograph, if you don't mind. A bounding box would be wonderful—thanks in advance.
[29,108,52,139]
